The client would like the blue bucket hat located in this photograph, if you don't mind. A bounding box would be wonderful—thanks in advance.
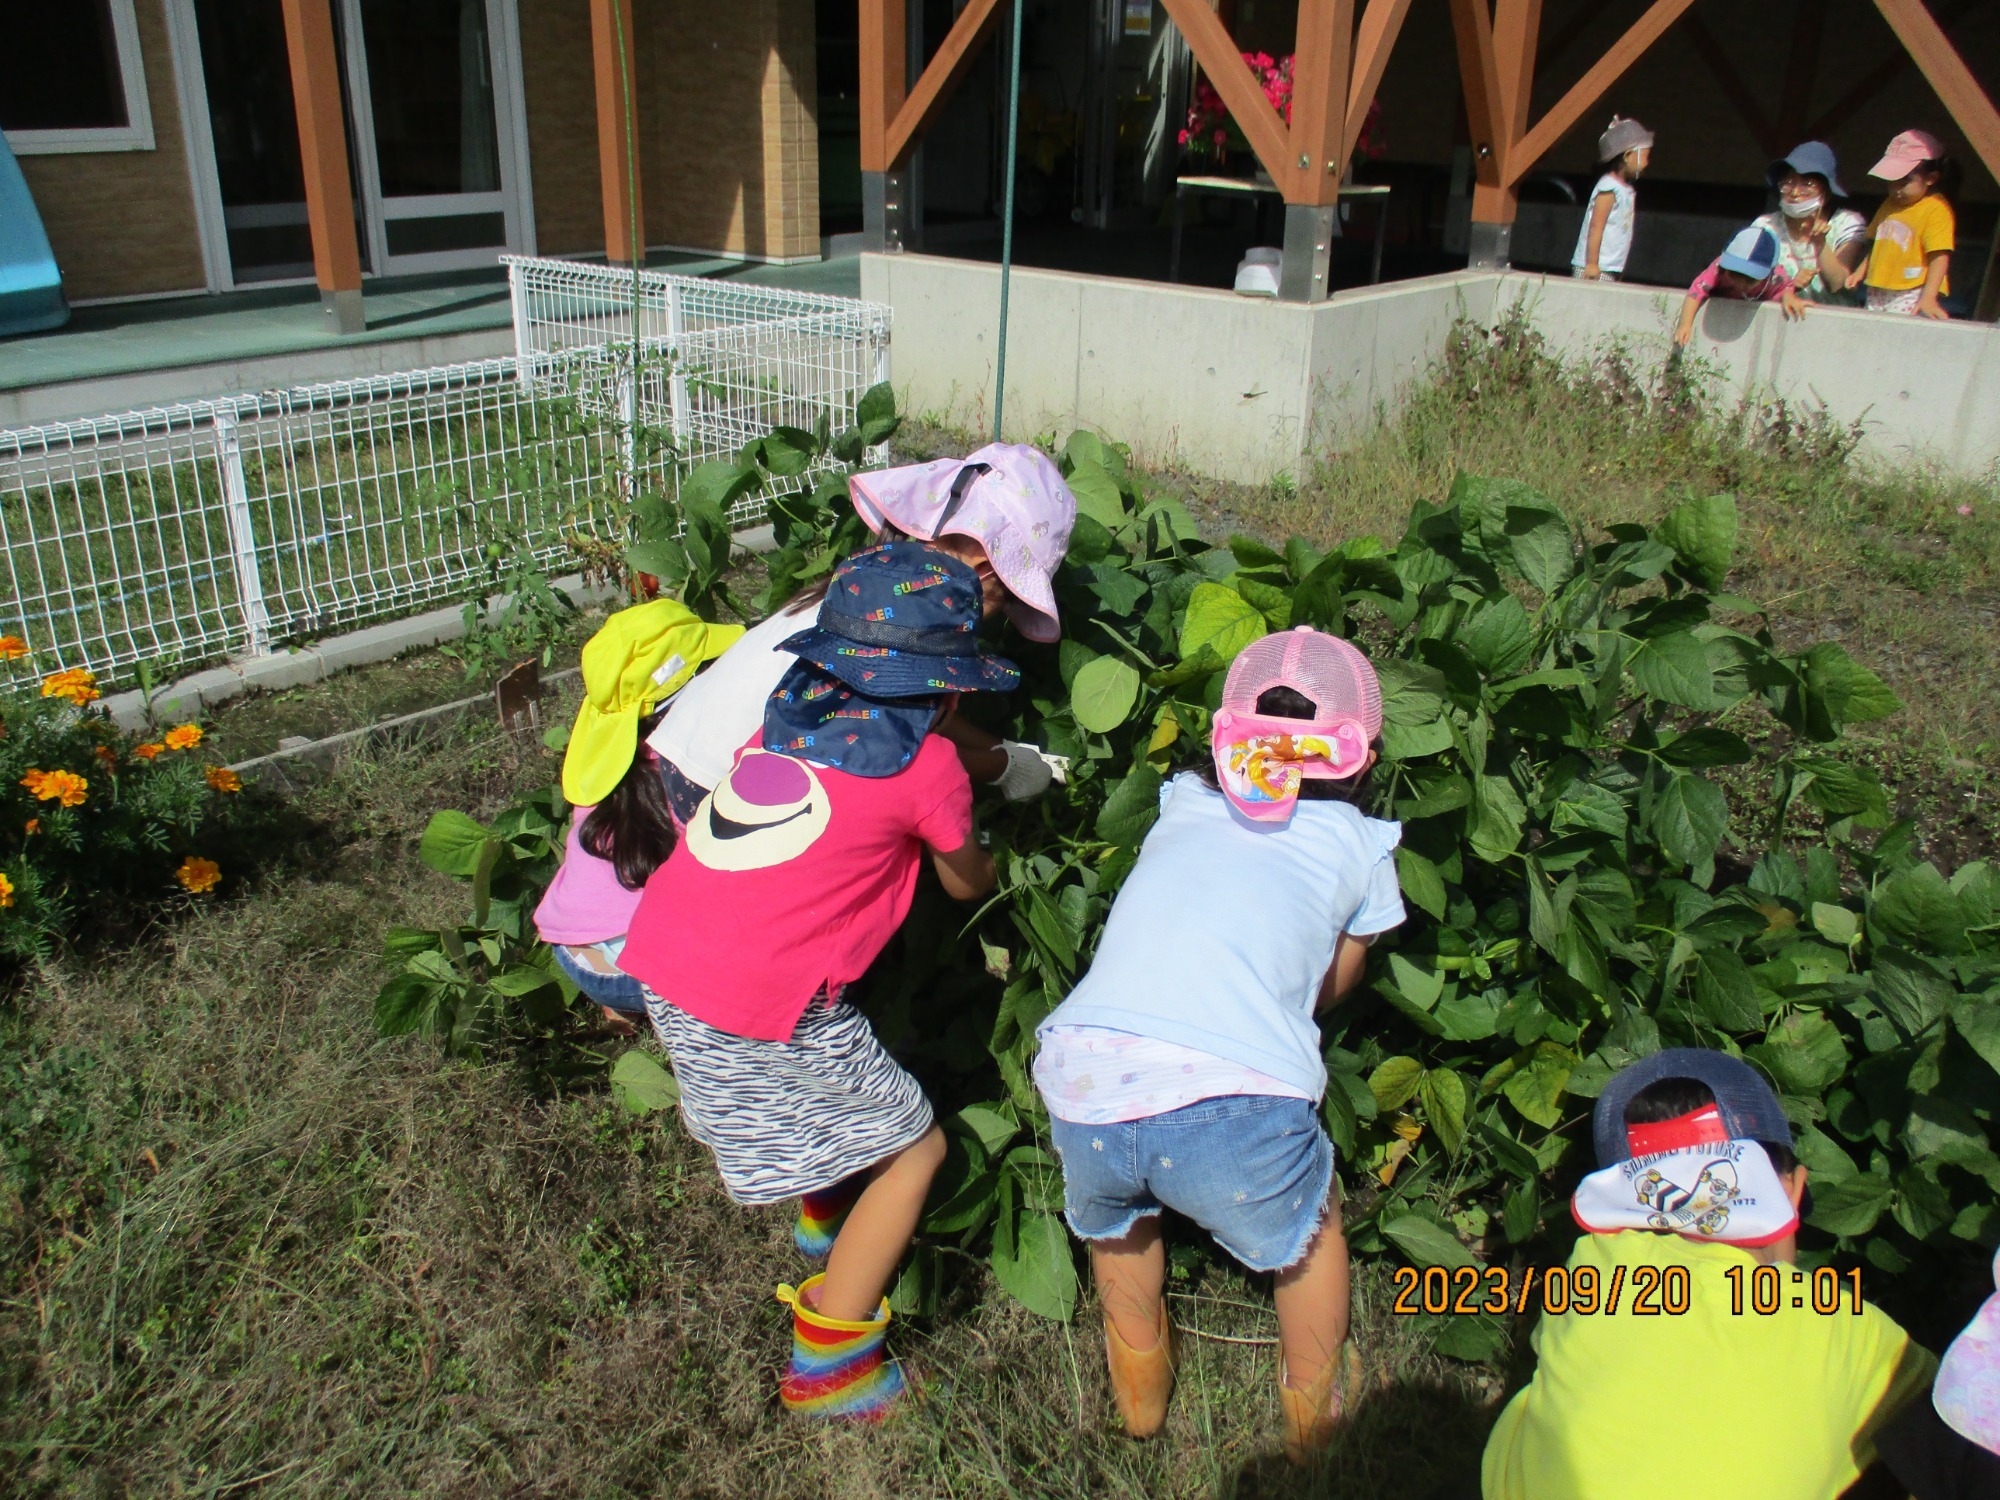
[1717,225,1782,280]
[1593,1048,1793,1168]
[1767,140,1847,197]
[778,541,1021,698]
[762,659,942,777]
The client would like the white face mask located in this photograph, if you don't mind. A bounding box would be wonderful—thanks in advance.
[1780,195,1823,219]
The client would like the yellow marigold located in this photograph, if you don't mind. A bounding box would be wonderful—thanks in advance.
[133,742,166,761]
[40,668,100,707]
[163,724,204,751]
[175,857,221,895]
[20,769,88,807]
[0,636,28,661]
[205,765,242,794]
[0,872,12,908]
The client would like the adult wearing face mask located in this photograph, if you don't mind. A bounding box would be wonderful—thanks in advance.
[1754,142,1868,305]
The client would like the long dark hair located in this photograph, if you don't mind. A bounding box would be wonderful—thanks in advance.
[1185,686,1377,806]
[578,707,679,890]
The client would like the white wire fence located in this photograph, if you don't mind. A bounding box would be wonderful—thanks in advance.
[0,258,891,695]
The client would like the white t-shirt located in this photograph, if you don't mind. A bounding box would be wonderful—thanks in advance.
[1751,208,1867,302]
[646,596,816,791]
[1572,173,1637,274]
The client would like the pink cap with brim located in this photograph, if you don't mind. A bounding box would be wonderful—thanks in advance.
[1869,128,1945,180]
[849,444,1076,643]
[1935,1246,2000,1456]
[1209,628,1383,822]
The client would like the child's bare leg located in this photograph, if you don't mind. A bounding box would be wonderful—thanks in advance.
[1272,1188,1351,1390]
[1090,1215,1167,1350]
[817,1126,947,1322]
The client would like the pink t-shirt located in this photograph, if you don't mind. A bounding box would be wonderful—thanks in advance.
[619,734,974,1042]
[533,808,644,945]
[1686,257,1796,306]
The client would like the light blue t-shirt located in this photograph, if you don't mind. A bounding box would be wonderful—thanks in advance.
[1039,773,1404,1099]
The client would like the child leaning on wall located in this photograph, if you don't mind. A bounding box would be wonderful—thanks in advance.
[1672,225,1809,348]
[1481,1049,1935,1500]
[1032,627,1406,1464]
[1572,116,1653,282]
[1851,129,1957,318]
[616,542,1010,1421]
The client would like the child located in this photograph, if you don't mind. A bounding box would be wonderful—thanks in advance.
[1756,141,1869,304]
[1572,116,1653,282]
[533,600,744,1031]
[647,444,1075,819]
[1875,1247,2000,1499]
[1033,627,1404,1463]
[1854,129,1955,318]
[1482,1049,1936,1500]
[618,542,1009,1420]
[1672,225,1809,347]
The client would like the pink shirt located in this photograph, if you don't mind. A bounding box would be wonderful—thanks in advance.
[533,808,644,945]
[619,734,973,1042]
[1686,258,1796,306]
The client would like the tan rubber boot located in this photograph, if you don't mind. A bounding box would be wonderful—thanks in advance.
[1103,1302,1177,1438]
[1280,1342,1362,1465]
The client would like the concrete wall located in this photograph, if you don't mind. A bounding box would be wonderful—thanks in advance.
[862,252,2000,483]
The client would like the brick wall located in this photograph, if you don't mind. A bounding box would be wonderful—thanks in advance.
[517,0,607,256]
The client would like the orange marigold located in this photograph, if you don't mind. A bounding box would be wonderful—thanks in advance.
[163,724,204,751]
[0,636,28,661]
[133,742,166,761]
[205,765,242,794]
[95,744,118,767]
[40,668,100,707]
[20,769,88,807]
[0,872,13,909]
[175,856,221,894]
[24,819,40,836]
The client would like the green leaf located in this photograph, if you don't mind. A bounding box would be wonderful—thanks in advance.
[1499,1043,1574,1129]
[991,1209,1079,1321]
[625,537,689,579]
[1506,508,1576,596]
[1377,659,1450,726]
[759,426,818,477]
[953,1103,1020,1156]
[1627,632,1715,709]
[374,973,440,1036]
[1178,582,1267,667]
[1870,864,1970,953]
[609,1050,680,1115]
[1468,775,1527,865]
[1655,491,1738,588]
[1808,1170,1892,1237]
[1801,643,1901,727]
[1097,765,1164,849]
[855,381,899,444]
[1751,1011,1849,1094]
[1949,998,2000,1078]
[1065,459,1127,531]
[1385,953,1444,1011]
[1369,1056,1425,1112]
[1654,773,1728,885]
[1071,656,1142,735]
[1395,845,1449,920]
[1420,1068,1470,1155]
[1658,728,1753,768]
[1810,902,1860,946]
[1380,1213,1477,1271]
[419,810,496,878]
[1694,949,1762,1032]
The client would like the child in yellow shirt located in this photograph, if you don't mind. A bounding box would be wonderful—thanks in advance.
[1855,129,1956,318]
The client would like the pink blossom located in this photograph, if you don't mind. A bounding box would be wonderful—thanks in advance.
[1213,128,1226,145]
[1960,504,1975,516]
[1178,128,1190,145]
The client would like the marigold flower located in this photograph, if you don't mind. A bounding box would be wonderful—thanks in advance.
[20,769,88,807]
[133,742,166,761]
[95,744,118,767]
[40,668,100,707]
[163,724,204,751]
[24,819,39,836]
[205,765,242,794]
[0,872,13,909]
[175,857,221,894]
[0,636,28,661]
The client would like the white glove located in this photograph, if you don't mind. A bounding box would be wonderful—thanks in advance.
[994,740,1066,801]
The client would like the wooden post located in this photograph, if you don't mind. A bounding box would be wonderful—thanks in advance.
[1344,0,1415,167]
[1281,0,1354,300]
[1871,0,2000,189]
[859,0,909,249]
[1504,0,1700,188]
[1447,0,1507,262]
[884,0,1005,167]
[590,0,644,265]
[1158,0,1292,183]
[279,0,363,333]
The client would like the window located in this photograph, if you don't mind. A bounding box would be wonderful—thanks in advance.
[0,0,156,154]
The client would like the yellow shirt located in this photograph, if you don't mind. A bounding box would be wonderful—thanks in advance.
[1864,195,1955,294]
[1482,1231,1935,1500]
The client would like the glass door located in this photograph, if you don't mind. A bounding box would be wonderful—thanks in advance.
[342,0,525,274]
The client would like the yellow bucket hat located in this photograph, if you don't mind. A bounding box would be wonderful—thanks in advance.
[562,599,745,806]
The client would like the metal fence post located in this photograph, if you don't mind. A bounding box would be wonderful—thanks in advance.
[617,357,639,502]
[665,278,691,444]
[508,259,532,381]
[213,409,272,656]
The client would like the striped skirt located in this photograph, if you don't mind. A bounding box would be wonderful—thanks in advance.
[641,992,935,1205]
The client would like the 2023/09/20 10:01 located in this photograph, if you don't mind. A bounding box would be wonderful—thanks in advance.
[1390,1264,1867,1317]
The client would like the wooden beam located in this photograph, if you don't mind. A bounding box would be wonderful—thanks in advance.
[1159,0,1292,185]
[1776,3,1824,145]
[1289,0,1356,202]
[1493,0,1543,153]
[1447,0,1506,189]
[859,0,908,174]
[1505,0,1699,187]
[883,0,1004,169]
[1343,0,1415,167]
[589,0,644,264]
[1871,0,2000,188]
[278,0,362,327]
[1681,14,1780,158]
[1802,0,1975,140]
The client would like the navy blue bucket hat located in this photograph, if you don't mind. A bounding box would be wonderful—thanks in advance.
[778,541,1020,698]
[1593,1048,1793,1168]
[1767,140,1848,197]
[762,659,940,777]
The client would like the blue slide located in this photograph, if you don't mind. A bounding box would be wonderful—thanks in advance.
[0,131,70,335]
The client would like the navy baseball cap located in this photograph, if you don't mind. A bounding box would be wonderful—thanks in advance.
[1593,1048,1793,1167]
[779,541,1020,699]
[1767,140,1848,197]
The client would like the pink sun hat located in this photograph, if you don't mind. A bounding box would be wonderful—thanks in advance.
[1869,128,1945,181]
[848,443,1076,643]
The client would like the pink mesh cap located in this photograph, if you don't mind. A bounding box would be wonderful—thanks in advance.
[1221,627,1383,741]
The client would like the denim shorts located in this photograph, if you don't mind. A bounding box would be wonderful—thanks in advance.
[552,939,647,1015]
[1047,1094,1335,1273]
